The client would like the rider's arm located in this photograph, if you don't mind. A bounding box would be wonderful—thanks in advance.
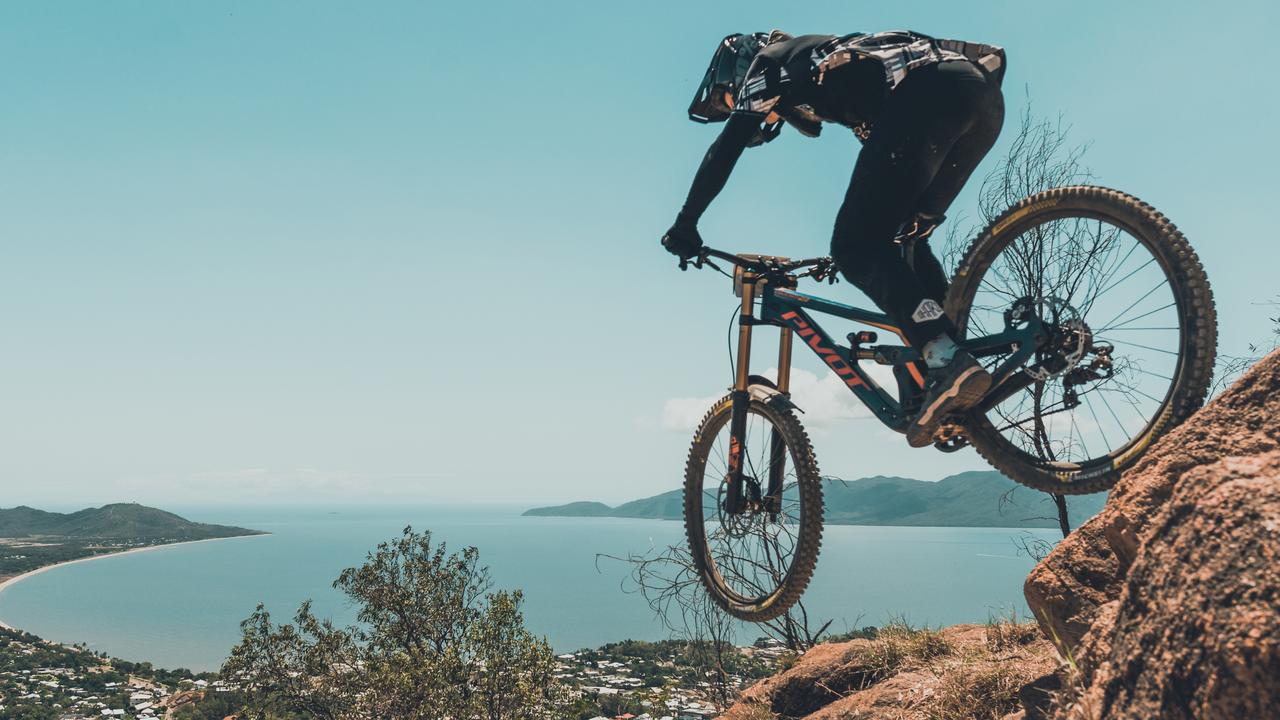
[677,51,787,225]
[676,110,769,225]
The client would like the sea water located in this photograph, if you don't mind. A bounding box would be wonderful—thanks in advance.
[0,505,1056,672]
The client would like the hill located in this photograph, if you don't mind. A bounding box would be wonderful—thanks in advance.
[522,501,613,518]
[523,470,1106,528]
[0,503,263,541]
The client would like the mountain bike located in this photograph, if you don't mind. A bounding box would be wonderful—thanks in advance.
[677,186,1216,621]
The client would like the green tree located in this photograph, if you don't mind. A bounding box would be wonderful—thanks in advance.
[173,691,262,720]
[222,527,567,719]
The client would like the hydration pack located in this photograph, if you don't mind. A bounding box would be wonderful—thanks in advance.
[813,31,1006,91]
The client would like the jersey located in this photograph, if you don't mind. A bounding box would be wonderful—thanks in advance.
[734,30,1006,144]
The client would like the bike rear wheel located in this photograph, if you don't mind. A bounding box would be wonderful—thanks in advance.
[948,186,1216,494]
[683,389,823,621]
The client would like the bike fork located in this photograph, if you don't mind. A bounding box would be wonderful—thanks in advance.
[764,326,792,515]
[726,280,794,516]
[726,278,756,515]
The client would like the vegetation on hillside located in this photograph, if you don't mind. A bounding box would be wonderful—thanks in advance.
[723,618,1057,720]
[222,526,567,720]
[0,503,264,580]
[0,626,213,719]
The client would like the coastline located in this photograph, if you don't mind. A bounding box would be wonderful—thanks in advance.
[0,534,267,632]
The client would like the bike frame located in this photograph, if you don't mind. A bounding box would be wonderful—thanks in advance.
[723,269,1046,512]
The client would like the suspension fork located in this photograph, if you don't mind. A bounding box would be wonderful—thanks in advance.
[762,326,792,515]
[725,277,757,515]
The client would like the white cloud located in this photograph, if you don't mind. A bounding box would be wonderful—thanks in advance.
[660,394,724,431]
[660,363,903,432]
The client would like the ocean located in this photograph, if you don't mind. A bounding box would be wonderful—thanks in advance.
[0,505,1057,672]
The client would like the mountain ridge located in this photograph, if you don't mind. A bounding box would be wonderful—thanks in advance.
[0,502,264,541]
[523,470,1106,528]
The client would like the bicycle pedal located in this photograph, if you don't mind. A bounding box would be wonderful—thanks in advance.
[932,422,969,453]
[933,436,970,453]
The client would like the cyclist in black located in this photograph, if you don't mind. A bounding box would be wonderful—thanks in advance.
[662,30,1006,448]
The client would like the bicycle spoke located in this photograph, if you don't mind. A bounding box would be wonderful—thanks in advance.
[1096,255,1157,301]
[696,404,805,603]
[970,212,1182,468]
[1098,302,1178,333]
[1083,393,1113,452]
[1097,279,1169,333]
[1103,338,1179,357]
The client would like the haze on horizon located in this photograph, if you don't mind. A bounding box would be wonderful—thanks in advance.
[3,1,1276,509]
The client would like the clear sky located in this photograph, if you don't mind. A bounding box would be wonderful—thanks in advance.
[3,1,1277,508]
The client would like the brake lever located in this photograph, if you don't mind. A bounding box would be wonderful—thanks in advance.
[818,260,840,284]
[678,250,709,272]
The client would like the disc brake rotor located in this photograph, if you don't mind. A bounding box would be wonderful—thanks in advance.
[1009,296,1091,381]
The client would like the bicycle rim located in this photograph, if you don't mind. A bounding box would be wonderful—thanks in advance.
[683,393,822,620]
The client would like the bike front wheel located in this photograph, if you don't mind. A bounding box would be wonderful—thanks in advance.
[683,388,823,621]
[948,186,1216,495]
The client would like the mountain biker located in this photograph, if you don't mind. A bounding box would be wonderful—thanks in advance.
[662,30,1006,448]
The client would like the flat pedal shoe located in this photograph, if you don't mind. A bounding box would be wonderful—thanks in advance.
[906,352,991,448]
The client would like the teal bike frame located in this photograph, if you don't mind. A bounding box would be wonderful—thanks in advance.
[717,251,1045,515]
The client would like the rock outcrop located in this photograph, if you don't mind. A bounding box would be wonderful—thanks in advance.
[720,623,1058,720]
[1025,349,1280,719]
[720,352,1280,719]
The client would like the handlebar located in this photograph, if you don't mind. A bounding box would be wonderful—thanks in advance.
[680,246,840,284]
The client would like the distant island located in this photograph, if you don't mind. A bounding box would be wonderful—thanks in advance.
[523,470,1107,528]
[0,503,265,585]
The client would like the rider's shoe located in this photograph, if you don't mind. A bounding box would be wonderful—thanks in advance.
[905,351,992,448]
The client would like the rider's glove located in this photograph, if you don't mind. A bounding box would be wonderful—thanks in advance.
[661,214,704,260]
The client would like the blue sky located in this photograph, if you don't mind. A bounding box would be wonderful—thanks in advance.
[2,1,1277,507]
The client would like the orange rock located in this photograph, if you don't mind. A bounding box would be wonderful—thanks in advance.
[1025,350,1280,718]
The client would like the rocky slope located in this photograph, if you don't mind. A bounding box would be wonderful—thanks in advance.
[1023,349,1280,718]
[719,351,1280,719]
[720,622,1059,719]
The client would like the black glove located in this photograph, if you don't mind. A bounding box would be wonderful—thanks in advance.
[661,215,704,259]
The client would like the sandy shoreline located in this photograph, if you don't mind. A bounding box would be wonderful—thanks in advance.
[0,534,267,632]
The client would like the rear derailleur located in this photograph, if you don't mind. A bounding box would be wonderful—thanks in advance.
[1060,343,1116,409]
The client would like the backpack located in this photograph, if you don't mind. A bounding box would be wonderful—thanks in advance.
[813,31,1006,91]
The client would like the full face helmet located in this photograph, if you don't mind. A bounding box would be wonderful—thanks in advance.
[687,32,772,123]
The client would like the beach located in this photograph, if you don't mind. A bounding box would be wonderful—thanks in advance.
[0,534,265,631]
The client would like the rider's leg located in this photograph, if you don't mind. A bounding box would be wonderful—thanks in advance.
[830,60,1003,445]
[912,73,1006,225]
[907,64,1005,304]
[831,61,997,350]
[905,234,950,310]
[910,67,1005,376]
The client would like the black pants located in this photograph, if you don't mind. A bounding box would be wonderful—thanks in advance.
[831,60,1005,348]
